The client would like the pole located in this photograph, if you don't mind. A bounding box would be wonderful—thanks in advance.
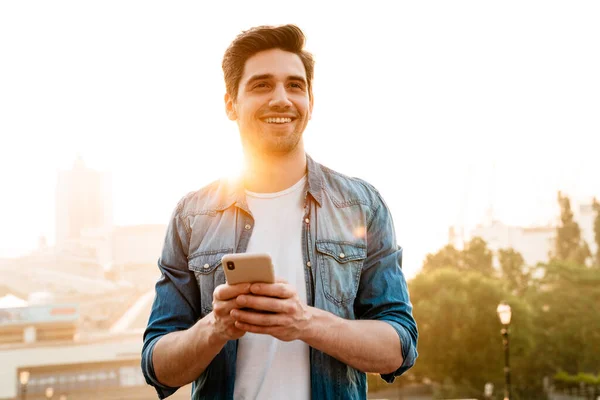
[502,327,511,400]
[21,384,27,400]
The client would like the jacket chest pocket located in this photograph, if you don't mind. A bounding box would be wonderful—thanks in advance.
[188,249,233,315]
[316,240,367,305]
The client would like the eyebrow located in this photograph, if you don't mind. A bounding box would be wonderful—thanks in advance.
[245,74,308,86]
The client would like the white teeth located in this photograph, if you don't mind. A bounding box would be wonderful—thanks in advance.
[264,117,292,124]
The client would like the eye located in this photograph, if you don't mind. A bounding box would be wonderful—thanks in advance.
[253,82,269,90]
[289,82,305,90]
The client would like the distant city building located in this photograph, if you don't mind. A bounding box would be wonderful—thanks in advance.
[468,220,554,267]
[111,224,166,288]
[0,301,78,345]
[450,199,597,267]
[112,224,166,268]
[56,156,113,267]
[6,158,166,295]
[0,296,192,399]
[0,157,190,399]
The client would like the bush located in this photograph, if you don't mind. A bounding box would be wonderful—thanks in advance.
[553,370,600,391]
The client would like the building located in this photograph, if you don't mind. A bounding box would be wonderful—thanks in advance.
[55,157,113,270]
[452,199,598,267]
[468,220,554,267]
[0,293,192,400]
[110,224,166,289]
[1,157,189,399]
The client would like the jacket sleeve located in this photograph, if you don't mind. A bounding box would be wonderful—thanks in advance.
[141,198,202,398]
[354,192,418,383]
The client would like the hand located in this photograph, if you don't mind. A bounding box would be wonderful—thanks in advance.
[211,282,251,343]
[230,280,313,342]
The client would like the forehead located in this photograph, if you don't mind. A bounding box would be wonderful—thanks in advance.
[240,48,307,84]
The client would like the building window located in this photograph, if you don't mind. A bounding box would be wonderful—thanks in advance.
[20,365,147,394]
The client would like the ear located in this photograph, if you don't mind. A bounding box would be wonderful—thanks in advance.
[308,95,314,120]
[224,93,237,121]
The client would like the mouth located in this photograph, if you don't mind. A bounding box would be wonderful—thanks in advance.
[261,117,295,124]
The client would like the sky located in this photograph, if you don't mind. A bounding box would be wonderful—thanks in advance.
[1,1,599,278]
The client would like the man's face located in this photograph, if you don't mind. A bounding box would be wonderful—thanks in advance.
[225,48,313,155]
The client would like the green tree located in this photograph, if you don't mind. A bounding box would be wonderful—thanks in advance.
[422,237,493,276]
[593,197,600,267]
[409,268,539,399]
[422,244,462,273]
[554,192,591,265]
[463,237,494,276]
[498,248,530,295]
[529,260,600,375]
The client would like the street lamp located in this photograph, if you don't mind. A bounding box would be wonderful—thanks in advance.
[19,371,30,400]
[45,387,54,400]
[497,302,512,400]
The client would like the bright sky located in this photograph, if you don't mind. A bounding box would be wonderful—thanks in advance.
[1,1,599,278]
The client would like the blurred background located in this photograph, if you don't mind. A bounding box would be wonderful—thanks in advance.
[0,1,598,399]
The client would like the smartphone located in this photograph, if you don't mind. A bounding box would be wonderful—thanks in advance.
[221,253,275,285]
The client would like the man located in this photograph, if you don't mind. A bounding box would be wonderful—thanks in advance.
[142,24,417,400]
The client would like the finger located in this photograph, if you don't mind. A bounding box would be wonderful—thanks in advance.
[214,282,251,301]
[235,321,282,336]
[275,277,288,284]
[236,294,290,313]
[212,298,236,316]
[249,282,295,298]
[231,309,286,326]
[213,297,249,317]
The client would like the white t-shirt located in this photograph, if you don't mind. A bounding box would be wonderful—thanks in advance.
[233,175,311,400]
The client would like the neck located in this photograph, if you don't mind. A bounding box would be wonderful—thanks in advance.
[242,144,307,193]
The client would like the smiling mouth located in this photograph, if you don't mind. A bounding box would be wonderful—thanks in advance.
[262,117,294,124]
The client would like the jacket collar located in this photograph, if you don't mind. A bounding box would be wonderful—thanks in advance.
[217,153,324,214]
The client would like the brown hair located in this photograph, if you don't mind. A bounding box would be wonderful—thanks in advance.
[222,24,315,101]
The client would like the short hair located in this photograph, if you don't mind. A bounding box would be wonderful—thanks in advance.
[222,24,315,101]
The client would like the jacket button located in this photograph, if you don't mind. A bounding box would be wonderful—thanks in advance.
[245,224,252,230]
[306,261,311,267]
[339,253,345,259]
[305,218,310,224]
[203,263,210,269]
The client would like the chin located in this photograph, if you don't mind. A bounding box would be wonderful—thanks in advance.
[242,129,304,157]
[257,140,302,156]
[259,133,302,153]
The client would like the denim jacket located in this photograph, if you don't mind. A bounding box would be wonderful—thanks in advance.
[141,155,418,399]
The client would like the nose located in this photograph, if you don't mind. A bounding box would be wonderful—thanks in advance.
[269,83,292,109]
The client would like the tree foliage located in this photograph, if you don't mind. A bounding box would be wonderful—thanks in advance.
[463,237,494,276]
[593,197,600,267]
[410,191,600,399]
[529,260,600,375]
[554,192,591,265]
[422,244,462,273]
[408,268,539,398]
[498,248,530,295]
[422,237,493,276]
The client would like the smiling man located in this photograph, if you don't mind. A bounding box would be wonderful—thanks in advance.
[141,24,418,400]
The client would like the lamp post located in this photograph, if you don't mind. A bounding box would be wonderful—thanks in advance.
[45,387,54,400]
[19,371,30,400]
[497,302,512,400]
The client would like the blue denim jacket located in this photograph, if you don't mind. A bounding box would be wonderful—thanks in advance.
[141,155,418,399]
